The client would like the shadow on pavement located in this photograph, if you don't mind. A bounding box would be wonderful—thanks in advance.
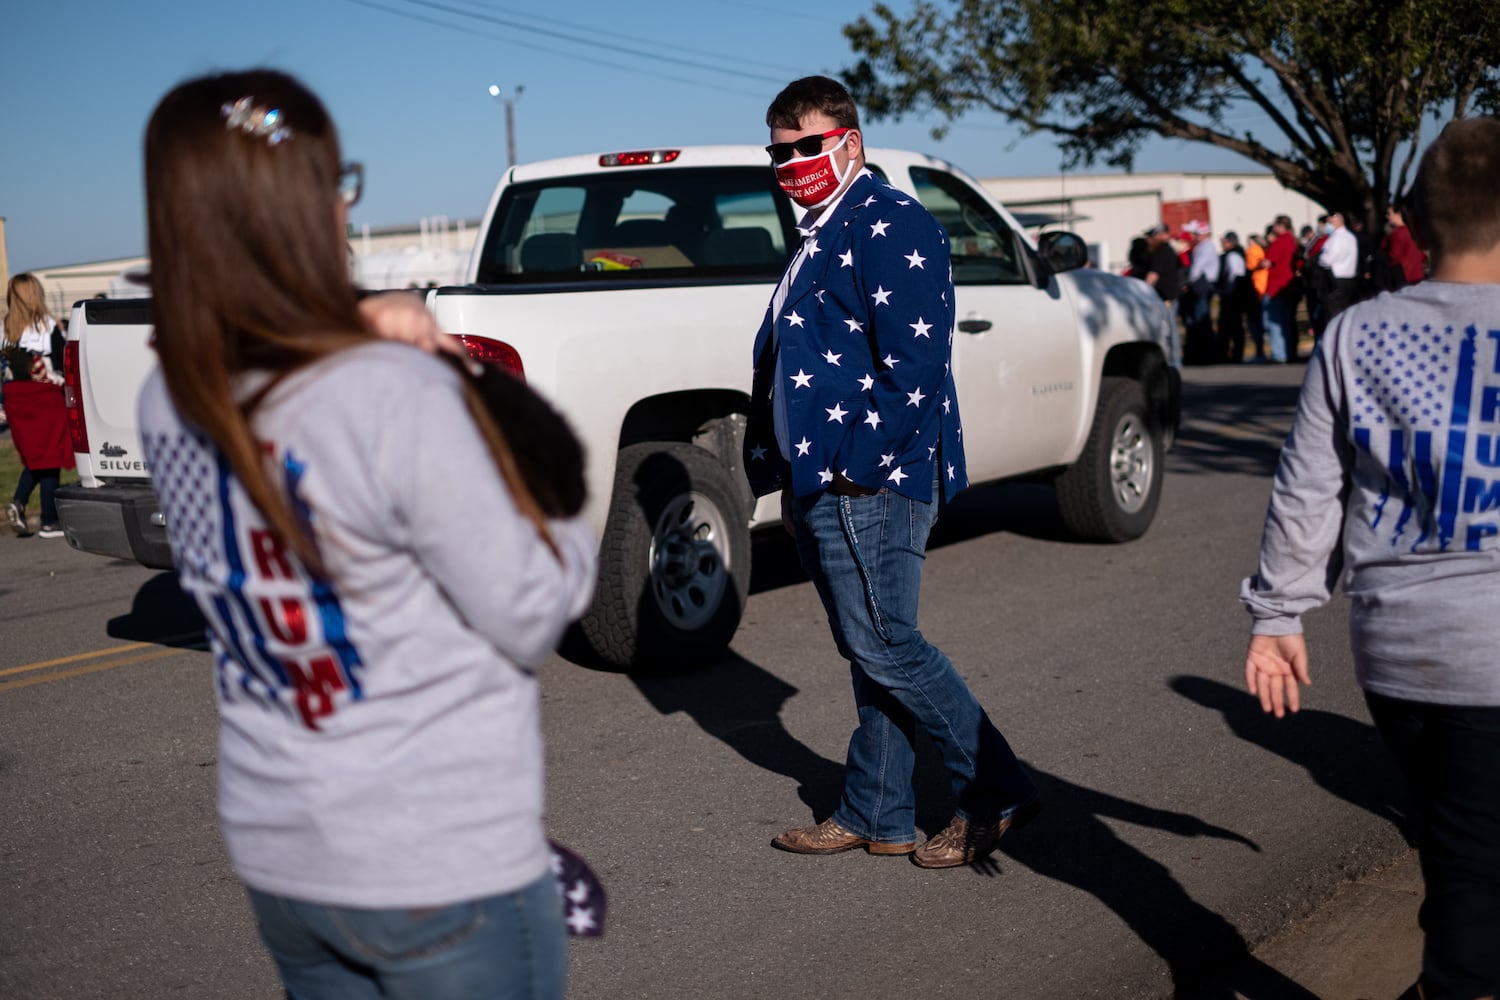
[107,571,206,647]
[1169,378,1303,479]
[995,766,1317,999]
[633,652,1311,995]
[1170,675,1412,841]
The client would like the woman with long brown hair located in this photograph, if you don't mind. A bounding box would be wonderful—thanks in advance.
[4,273,68,536]
[139,69,595,999]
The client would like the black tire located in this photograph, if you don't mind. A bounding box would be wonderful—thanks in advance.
[1054,376,1163,542]
[578,442,751,672]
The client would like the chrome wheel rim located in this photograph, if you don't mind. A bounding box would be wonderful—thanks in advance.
[648,491,731,631]
[1109,413,1153,514]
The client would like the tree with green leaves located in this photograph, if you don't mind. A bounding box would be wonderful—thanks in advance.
[841,0,1500,229]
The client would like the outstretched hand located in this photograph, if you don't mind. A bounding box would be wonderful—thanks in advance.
[1244,633,1311,718]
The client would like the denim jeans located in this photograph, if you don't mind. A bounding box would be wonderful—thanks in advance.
[1366,692,1500,999]
[12,467,60,526]
[246,873,567,1000]
[1261,292,1291,362]
[791,482,1035,843]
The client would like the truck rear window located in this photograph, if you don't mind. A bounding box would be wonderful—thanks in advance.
[474,167,797,284]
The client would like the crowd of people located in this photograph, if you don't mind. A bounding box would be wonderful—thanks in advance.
[1127,201,1428,365]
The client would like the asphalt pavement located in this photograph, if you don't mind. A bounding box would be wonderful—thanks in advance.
[0,363,1433,998]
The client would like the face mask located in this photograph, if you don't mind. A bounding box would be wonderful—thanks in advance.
[1322,224,1334,235]
[775,133,853,209]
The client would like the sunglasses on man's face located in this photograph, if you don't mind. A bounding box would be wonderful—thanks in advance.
[765,128,852,165]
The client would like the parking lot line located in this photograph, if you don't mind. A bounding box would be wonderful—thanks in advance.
[0,642,199,694]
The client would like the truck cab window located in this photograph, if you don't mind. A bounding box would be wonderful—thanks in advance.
[477,168,795,284]
[907,167,1026,285]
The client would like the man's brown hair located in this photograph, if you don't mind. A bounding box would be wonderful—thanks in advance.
[766,76,860,132]
[1407,117,1500,258]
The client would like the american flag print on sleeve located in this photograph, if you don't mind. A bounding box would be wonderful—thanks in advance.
[142,427,364,731]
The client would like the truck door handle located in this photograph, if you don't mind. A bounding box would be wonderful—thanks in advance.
[958,317,993,334]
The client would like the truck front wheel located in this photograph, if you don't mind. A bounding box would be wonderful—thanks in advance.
[580,442,751,672]
[1054,376,1163,542]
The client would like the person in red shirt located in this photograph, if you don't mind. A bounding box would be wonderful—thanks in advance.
[2,346,73,537]
[1262,215,1298,362]
[1381,200,1427,287]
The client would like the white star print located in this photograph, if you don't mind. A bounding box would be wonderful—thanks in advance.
[566,907,597,935]
[864,409,882,429]
[883,354,900,368]
[814,288,827,303]
[942,396,951,413]
[839,249,854,268]
[905,249,926,269]
[858,373,875,391]
[862,195,877,208]
[947,463,955,480]
[844,318,864,333]
[928,446,936,459]
[871,286,892,306]
[907,387,926,407]
[818,468,834,484]
[749,444,767,461]
[791,369,813,388]
[795,437,811,456]
[806,238,821,257]
[825,403,848,423]
[879,453,896,467]
[822,349,842,366]
[870,219,891,238]
[785,310,804,328]
[887,466,908,485]
[896,199,911,206]
[910,318,932,338]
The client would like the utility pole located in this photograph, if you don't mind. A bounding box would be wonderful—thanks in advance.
[487,84,524,168]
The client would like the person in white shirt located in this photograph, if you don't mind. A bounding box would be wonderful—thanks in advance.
[1183,220,1221,364]
[1318,211,1361,320]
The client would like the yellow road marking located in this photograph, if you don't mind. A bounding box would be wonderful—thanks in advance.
[0,641,155,679]
[0,646,188,694]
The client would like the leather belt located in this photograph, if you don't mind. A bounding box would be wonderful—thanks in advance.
[826,474,879,497]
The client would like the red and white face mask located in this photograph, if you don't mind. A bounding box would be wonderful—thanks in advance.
[775,132,854,210]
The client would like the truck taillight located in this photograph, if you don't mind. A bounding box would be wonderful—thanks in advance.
[456,335,525,380]
[63,341,89,453]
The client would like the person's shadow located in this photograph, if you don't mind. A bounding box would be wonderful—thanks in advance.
[630,651,845,818]
[1169,675,1411,840]
[632,655,1315,997]
[992,765,1320,999]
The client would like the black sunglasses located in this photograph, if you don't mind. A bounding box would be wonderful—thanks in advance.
[765,128,852,165]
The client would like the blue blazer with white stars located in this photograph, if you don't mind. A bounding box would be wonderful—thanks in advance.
[744,171,970,504]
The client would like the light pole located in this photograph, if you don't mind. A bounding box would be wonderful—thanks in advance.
[487,84,523,168]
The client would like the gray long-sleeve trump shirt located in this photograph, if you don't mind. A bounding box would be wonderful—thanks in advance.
[1241,281,1500,707]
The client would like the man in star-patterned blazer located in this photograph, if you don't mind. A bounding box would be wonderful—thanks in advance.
[746,76,1038,869]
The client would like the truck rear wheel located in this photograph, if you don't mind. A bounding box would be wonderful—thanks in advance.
[580,442,751,672]
[1054,376,1162,542]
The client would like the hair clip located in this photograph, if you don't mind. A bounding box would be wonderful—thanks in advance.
[221,96,293,145]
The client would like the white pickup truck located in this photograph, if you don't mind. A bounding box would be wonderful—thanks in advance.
[56,144,1180,672]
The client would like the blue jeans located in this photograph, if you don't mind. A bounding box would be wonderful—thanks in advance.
[13,467,60,526]
[1262,292,1292,362]
[791,483,1035,843]
[246,874,566,1000]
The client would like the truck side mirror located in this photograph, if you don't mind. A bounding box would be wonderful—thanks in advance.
[1037,231,1090,278]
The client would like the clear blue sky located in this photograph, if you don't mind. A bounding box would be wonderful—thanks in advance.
[3,0,1255,272]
